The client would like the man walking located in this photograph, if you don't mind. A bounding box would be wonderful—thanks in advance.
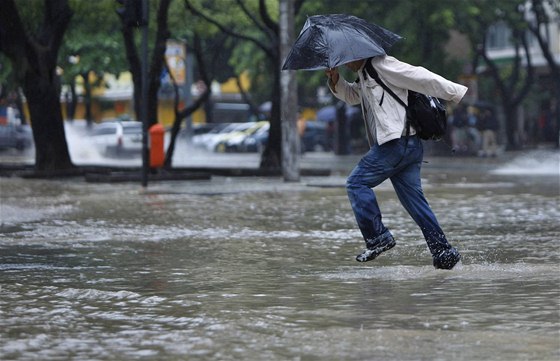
[326,55,468,269]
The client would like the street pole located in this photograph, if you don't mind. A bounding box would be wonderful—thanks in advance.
[140,0,149,188]
[280,0,299,182]
[185,47,194,140]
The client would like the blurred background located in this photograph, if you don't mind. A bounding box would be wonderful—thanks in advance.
[0,0,558,170]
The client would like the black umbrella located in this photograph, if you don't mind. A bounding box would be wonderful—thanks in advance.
[282,14,402,71]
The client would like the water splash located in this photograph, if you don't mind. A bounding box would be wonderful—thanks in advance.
[491,149,559,176]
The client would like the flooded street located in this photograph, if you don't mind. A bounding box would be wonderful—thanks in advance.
[0,128,559,360]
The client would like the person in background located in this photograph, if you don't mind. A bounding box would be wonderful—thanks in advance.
[478,108,499,157]
[451,104,468,153]
[466,106,481,154]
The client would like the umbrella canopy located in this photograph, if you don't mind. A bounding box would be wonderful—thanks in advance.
[282,14,402,71]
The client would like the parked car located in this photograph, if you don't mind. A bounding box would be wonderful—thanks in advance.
[239,121,329,153]
[191,123,222,136]
[220,121,269,153]
[239,122,270,153]
[179,123,223,139]
[212,122,258,152]
[91,120,143,156]
[193,122,255,152]
[191,123,232,150]
[0,124,33,151]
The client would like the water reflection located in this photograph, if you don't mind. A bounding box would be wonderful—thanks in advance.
[1,150,559,360]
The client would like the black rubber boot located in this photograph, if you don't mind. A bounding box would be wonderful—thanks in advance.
[432,247,461,270]
[356,235,396,262]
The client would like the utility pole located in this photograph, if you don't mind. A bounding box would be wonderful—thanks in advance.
[116,0,150,188]
[116,0,149,187]
[280,0,299,182]
[140,0,149,187]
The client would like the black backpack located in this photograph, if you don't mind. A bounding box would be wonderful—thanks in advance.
[364,59,447,141]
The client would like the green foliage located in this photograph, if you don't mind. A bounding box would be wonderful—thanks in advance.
[0,0,548,112]
[61,0,131,84]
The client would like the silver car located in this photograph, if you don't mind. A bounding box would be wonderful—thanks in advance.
[0,124,33,151]
[91,121,143,156]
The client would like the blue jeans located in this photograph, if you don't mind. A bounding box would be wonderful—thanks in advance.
[346,136,452,255]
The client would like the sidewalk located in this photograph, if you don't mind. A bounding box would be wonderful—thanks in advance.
[0,147,523,179]
[299,151,519,175]
[1,118,552,180]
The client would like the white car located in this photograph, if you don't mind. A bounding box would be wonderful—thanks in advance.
[191,123,232,149]
[91,121,143,156]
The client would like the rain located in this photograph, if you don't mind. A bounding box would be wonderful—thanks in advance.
[1,0,559,360]
[1,123,558,360]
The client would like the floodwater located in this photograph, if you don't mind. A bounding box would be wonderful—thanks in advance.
[0,124,559,360]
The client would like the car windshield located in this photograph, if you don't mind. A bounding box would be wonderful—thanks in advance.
[209,123,231,134]
[123,125,142,134]
[219,123,241,133]
[93,126,116,136]
[231,123,254,132]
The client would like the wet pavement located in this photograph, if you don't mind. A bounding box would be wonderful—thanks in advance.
[0,125,559,360]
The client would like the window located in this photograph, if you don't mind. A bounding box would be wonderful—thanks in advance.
[487,22,513,49]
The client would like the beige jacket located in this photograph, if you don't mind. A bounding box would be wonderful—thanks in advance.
[329,55,468,146]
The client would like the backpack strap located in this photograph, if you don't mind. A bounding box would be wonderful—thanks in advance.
[362,58,411,139]
[363,58,407,109]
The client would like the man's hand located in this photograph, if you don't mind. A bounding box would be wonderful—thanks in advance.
[325,68,339,90]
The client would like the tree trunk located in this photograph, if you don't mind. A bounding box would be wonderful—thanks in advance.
[121,25,142,120]
[280,0,299,181]
[0,0,74,172]
[530,0,560,147]
[81,72,93,126]
[164,34,211,168]
[147,0,171,128]
[68,80,77,121]
[478,32,533,150]
[502,100,518,149]
[120,0,171,127]
[183,0,292,173]
[24,71,74,172]
[14,90,27,125]
[260,63,282,172]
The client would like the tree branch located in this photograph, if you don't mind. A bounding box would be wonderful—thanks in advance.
[257,0,278,35]
[478,35,510,103]
[0,0,29,67]
[177,33,211,119]
[234,0,273,41]
[508,30,522,89]
[236,76,260,118]
[511,31,533,106]
[148,0,172,125]
[184,0,274,58]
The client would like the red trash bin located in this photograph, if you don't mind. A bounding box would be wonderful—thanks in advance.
[149,123,165,168]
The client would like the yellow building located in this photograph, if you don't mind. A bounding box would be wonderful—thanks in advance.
[67,70,254,127]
